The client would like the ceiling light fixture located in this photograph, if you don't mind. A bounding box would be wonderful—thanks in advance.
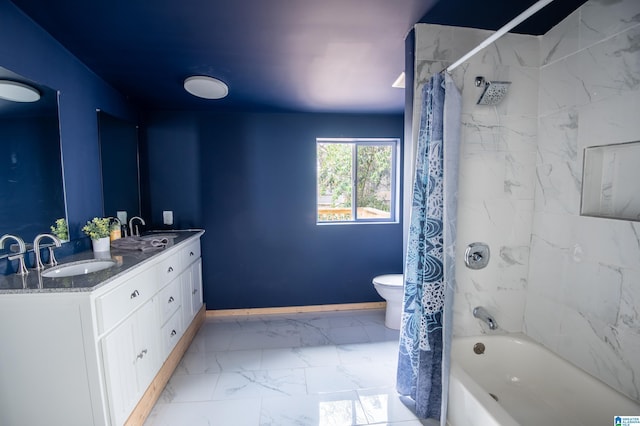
[0,80,41,102]
[184,75,229,99]
[392,72,405,89]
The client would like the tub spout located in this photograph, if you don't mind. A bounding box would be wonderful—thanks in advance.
[473,306,498,330]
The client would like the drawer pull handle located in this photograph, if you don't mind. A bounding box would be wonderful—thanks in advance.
[130,290,140,299]
[190,251,194,256]
[136,349,148,359]
[168,296,175,303]
[167,266,174,273]
[171,329,177,336]
[192,289,197,295]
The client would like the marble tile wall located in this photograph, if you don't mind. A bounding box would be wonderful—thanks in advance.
[413,25,539,337]
[526,0,640,402]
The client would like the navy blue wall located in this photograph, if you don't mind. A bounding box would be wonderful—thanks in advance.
[1,0,136,239]
[143,111,404,309]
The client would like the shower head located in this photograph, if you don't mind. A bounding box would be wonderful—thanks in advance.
[476,78,511,105]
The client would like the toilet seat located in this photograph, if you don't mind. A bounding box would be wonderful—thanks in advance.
[372,274,403,287]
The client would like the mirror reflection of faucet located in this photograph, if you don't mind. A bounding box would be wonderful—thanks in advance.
[0,234,29,275]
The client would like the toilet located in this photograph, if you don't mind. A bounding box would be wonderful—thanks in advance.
[372,274,404,330]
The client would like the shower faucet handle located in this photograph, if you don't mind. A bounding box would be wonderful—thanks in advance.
[464,242,490,269]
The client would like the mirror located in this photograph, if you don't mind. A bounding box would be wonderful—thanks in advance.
[0,66,65,257]
[98,110,141,223]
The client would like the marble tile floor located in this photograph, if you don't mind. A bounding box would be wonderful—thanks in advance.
[145,308,428,426]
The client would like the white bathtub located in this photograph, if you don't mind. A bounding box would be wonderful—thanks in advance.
[447,333,640,426]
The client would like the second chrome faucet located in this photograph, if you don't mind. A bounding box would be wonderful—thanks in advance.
[129,216,146,237]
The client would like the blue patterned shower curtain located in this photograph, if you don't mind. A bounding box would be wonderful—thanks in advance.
[397,72,461,423]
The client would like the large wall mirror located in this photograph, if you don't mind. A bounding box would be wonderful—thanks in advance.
[0,66,65,257]
[98,110,141,222]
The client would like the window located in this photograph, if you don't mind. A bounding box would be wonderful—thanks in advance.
[316,138,399,223]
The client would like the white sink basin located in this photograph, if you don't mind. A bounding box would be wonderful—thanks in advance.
[41,259,116,278]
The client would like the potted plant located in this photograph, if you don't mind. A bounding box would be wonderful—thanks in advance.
[50,218,69,242]
[82,217,111,253]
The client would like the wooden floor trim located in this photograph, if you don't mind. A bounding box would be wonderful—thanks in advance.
[206,301,386,318]
[125,305,206,426]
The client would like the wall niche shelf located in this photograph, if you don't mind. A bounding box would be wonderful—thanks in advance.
[581,140,640,222]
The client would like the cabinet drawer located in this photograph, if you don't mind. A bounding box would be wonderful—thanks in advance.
[96,266,157,333]
[158,252,183,286]
[181,239,201,266]
[161,310,183,357]
[158,277,182,324]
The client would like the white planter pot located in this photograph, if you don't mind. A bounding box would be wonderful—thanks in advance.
[92,237,111,253]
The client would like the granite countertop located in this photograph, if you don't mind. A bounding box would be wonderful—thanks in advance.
[0,229,204,294]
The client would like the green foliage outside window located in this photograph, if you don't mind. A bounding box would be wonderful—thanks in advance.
[317,143,352,208]
[356,145,392,212]
[317,139,396,222]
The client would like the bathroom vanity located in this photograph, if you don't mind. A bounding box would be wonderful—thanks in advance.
[0,230,205,426]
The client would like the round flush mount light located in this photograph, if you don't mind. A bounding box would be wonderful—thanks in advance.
[0,80,41,102]
[184,75,229,99]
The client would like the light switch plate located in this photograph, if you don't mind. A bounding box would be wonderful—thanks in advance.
[117,211,127,224]
[163,210,174,225]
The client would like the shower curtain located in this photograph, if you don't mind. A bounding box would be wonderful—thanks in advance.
[397,72,461,423]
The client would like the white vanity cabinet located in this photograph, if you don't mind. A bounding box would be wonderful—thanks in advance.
[0,232,204,426]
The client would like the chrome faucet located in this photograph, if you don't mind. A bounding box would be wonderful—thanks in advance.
[33,233,62,270]
[129,216,146,237]
[0,234,29,275]
[473,306,498,330]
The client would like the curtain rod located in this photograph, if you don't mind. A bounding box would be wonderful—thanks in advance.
[446,0,555,72]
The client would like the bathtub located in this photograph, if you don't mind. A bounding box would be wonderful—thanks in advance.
[447,333,640,426]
